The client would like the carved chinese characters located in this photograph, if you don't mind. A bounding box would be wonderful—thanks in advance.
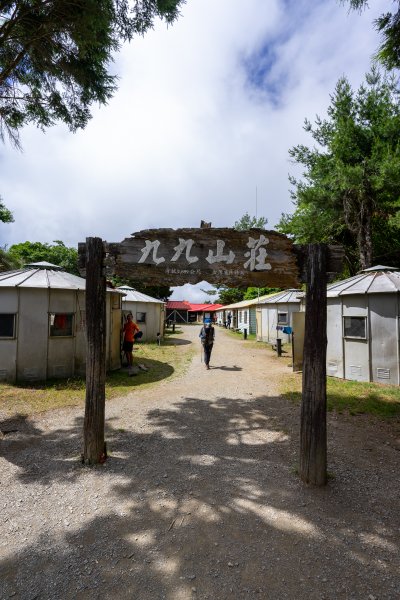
[138,235,270,271]
[105,228,301,288]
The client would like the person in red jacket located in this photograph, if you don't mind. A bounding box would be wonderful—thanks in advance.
[122,314,140,367]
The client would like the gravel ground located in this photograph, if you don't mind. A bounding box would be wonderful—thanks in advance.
[0,325,399,600]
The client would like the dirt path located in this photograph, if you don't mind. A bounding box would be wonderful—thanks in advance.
[1,325,399,599]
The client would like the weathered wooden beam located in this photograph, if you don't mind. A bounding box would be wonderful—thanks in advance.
[82,237,107,465]
[112,228,300,288]
[299,244,327,486]
[79,230,344,287]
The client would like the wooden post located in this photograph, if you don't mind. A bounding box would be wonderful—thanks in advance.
[300,244,327,486]
[83,237,107,465]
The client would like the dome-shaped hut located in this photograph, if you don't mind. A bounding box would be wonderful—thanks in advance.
[326,266,400,384]
[0,262,123,382]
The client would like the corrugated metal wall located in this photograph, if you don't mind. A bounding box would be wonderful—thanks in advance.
[0,288,121,382]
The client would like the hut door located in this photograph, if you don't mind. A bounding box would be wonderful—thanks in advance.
[292,311,305,372]
[256,308,262,341]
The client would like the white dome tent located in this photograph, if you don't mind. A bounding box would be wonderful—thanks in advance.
[0,262,123,382]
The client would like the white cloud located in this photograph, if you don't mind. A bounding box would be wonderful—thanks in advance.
[170,280,218,303]
[0,0,389,300]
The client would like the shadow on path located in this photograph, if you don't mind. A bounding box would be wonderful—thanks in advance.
[1,393,399,599]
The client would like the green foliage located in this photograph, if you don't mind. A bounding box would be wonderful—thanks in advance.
[200,287,218,297]
[234,212,268,231]
[243,287,281,300]
[0,247,20,271]
[8,240,79,274]
[277,67,400,271]
[344,1,400,69]
[0,339,193,416]
[0,197,13,223]
[282,370,400,418]
[217,287,245,305]
[0,0,185,147]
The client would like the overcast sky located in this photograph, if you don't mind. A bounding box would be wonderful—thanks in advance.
[0,0,388,301]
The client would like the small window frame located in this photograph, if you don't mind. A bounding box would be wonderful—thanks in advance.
[343,316,367,340]
[136,312,146,324]
[0,313,16,339]
[277,311,288,325]
[49,313,74,338]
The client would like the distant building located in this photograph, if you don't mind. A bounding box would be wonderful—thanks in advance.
[256,289,301,344]
[187,303,224,323]
[215,293,279,334]
[117,286,165,341]
[166,301,222,324]
[166,301,191,323]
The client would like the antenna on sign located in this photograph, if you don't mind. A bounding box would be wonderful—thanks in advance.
[256,185,259,302]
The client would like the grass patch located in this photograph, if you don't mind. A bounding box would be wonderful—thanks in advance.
[226,329,257,341]
[164,326,184,336]
[280,372,400,418]
[0,337,195,419]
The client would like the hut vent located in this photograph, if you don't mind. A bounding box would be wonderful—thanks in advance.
[53,365,67,377]
[327,362,338,375]
[349,365,362,376]
[376,368,390,380]
[23,367,40,381]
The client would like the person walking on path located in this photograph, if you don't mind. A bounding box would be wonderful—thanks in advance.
[199,320,215,369]
[122,314,140,368]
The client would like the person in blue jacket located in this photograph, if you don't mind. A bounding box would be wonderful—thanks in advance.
[199,319,215,370]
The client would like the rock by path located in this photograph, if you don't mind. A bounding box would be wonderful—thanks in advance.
[0,325,399,599]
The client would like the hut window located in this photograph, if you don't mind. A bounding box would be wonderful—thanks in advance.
[137,312,146,323]
[0,314,15,338]
[244,311,248,324]
[278,312,288,324]
[343,316,366,339]
[49,313,74,337]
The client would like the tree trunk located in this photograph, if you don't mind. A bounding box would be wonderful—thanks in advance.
[83,237,107,465]
[343,192,373,270]
[357,201,373,269]
[299,244,327,486]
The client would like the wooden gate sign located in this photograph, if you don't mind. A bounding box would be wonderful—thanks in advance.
[85,228,305,288]
[79,233,343,484]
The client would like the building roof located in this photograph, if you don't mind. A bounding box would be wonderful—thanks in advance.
[327,266,400,297]
[166,300,191,310]
[118,285,165,304]
[217,291,282,311]
[258,289,302,304]
[187,303,224,312]
[0,263,122,293]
